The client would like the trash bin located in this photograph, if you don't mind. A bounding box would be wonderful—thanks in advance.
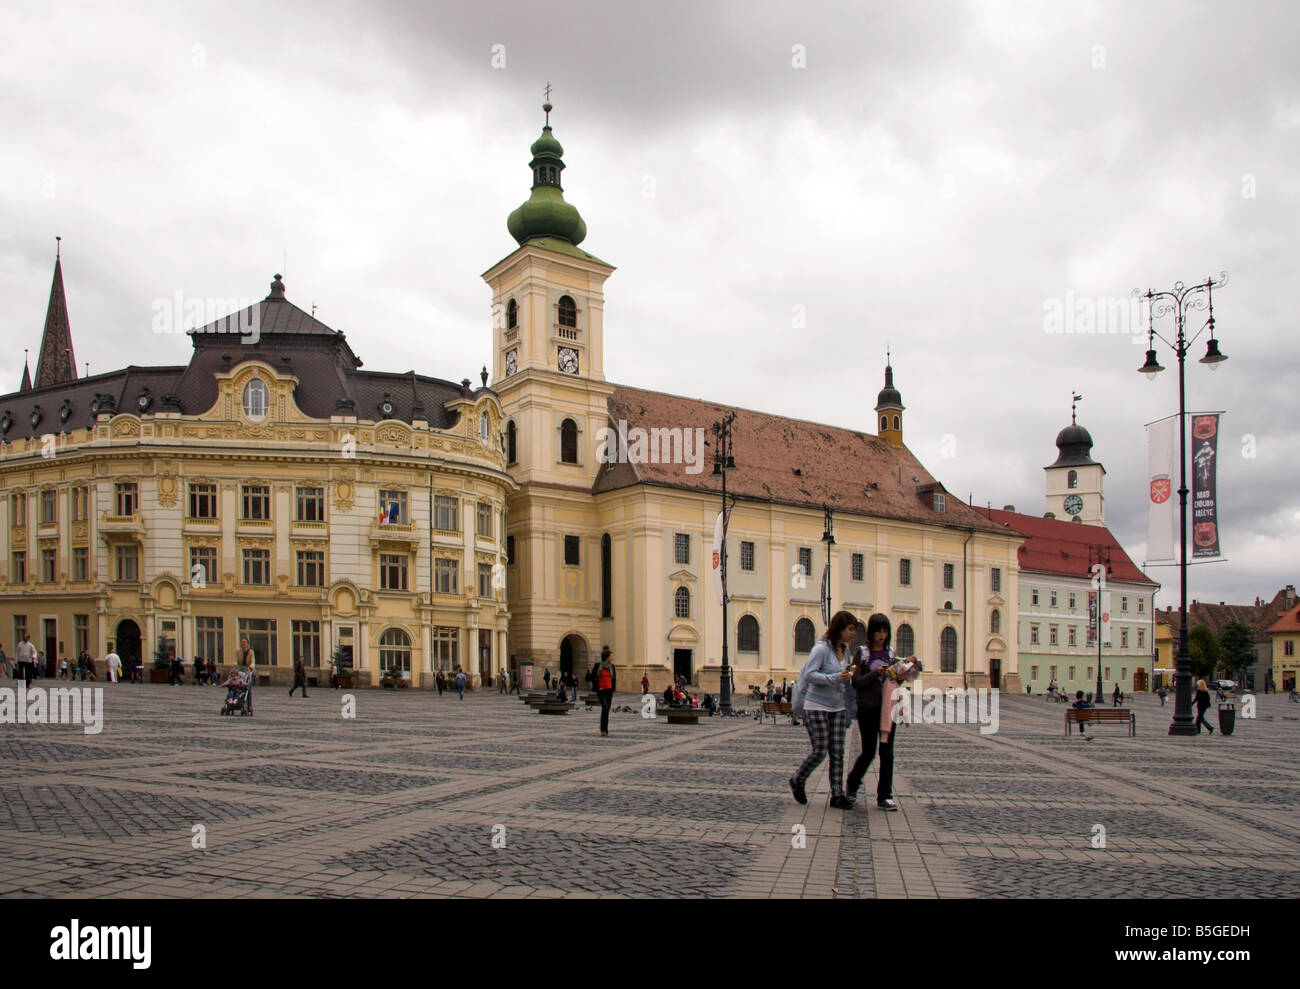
[1217,702,1235,736]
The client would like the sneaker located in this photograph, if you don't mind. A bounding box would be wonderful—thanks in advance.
[877,798,899,811]
[789,778,807,805]
[829,795,855,810]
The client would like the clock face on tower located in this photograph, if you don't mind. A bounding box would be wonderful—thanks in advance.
[557,346,579,374]
[1064,494,1084,516]
[505,349,518,377]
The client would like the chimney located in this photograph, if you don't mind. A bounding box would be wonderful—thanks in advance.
[1287,585,1296,608]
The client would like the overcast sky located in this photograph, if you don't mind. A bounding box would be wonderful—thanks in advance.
[3,0,1296,613]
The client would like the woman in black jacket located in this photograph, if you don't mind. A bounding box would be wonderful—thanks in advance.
[1194,679,1214,735]
[846,613,900,811]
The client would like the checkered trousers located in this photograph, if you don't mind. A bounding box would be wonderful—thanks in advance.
[793,708,849,798]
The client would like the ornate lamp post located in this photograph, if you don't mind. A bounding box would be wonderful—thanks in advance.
[712,412,737,713]
[1135,273,1228,735]
[821,505,835,624]
[1088,545,1112,704]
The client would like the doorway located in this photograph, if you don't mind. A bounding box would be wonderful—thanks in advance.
[115,619,142,671]
[478,630,491,686]
[559,634,587,683]
[674,649,693,684]
[43,618,58,673]
[989,658,1001,690]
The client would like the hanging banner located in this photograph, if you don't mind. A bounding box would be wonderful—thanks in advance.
[1101,591,1112,646]
[820,564,830,626]
[711,511,727,605]
[1191,414,1221,559]
[1088,591,1097,645]
[1088,590,1112,645]
[1146,418,1176,563]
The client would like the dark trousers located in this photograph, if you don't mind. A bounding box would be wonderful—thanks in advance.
[19,662,34,687]
[290,681,307,696]
[598,689,614,733]
[847,705,895,801]
[1196,707,1213,732]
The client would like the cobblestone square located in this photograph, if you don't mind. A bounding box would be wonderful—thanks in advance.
[1,684,1297,898]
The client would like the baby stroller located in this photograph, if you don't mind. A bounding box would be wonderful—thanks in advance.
[219,669,254,716]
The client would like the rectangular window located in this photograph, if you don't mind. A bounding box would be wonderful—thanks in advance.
[478,562,492,598]
[39,489,57,524]
[1068,665,1076,680]
[435,558,458,594]
[741,541,755,572]
[1050,589,1058,607]
[14,615,28,646]
[1138,629,1145,650]
[1049,625,1058,646]
[505,535,515,565]
[196,617,224,667]
[1121,596,1129,613]
[380,553,409,591]
[70,486,88,522]
[115,482,138,517]
[433,627,459,671]
[296,550,325,587]
[1030,665,1038,681]
[115,545,139,582]
[72,546,88,582]
[432,494,456,531]
[1121,628,1129,648]
[1068,626,1077,647]
[75,615,89,657]
[1121,667,1128,681]
[933,492,946,513]
[291,620,321,667]
[237,617,277,666]
[188,482,218,519]
[1069,591,1077,610]
[1138,598,1145,614]
[295,486,325,522]
[1086,666,1093,681]
[899,558,911,586]
[943,563,955,590]
[800,547,813,577]
[190,546,217,586]
[1030,624,1040,645]
[1049,665,1058,682]
[991,567,1001,593]
[10,492,27,526]
[241,485,270,520]
[674,533,690,565]
[851,553,864,581]
[1104,666,1111,681]
[11,551,26,583]
[1285,641,1294,656]
[476,502,492,538]
[1031,588,1039,606]
[40,547,56,583]
[564,535,581,567]
[242,548,270,585]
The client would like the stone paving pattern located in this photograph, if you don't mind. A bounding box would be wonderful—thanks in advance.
[0,683,1297,898]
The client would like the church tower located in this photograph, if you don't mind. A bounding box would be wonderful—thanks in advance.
[1045,395,1105,525]
[874,353,904,448]
[35,239,78,388]
[483,99,615,490]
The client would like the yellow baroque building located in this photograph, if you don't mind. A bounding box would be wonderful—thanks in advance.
[491,105,1025,692]
[2,261,513,687]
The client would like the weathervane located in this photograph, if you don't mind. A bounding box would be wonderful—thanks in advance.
[543,82,552,124]
[1071,392,1082,425]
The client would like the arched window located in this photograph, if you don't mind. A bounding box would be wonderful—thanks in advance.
[560,418,578,464]
[558,295,577,328]
[794,618,816,654]
[506,420,517,464]
[506,298,518,329]
[379,627,412,673]
[892,415,900,431]
[1067,470,1078,489]
[940,627,958,673]
[896,623,915,657]
[242,378,268,422]
[737,615,760,653]
[674,586,690,619]
[601,534,612,618]
[990,609,1001,635]
[880,415,888,431]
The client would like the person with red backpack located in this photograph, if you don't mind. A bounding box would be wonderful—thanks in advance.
[595,646,617,736]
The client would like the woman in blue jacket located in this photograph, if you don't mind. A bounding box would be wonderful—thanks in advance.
[789,610,858,810]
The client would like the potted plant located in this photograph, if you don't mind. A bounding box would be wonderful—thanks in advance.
[332,645,353,689]
[150,642,172,684]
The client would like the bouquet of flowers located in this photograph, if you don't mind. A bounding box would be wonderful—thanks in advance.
[885,657,923,683]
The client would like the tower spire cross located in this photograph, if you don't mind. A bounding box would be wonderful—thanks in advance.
[1071,391,1082,425]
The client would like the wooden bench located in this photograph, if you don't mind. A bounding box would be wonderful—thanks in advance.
[762,701,793,725]
[1065,708,1135,736]
[536,701,574,715]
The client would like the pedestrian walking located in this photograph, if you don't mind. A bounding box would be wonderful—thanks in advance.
[509,667,521,693]
[330,659,339,689]
[106,649,122,684]
[641,673,650,696]
[846,613,919,812]
[58,657,70,679]
[1194,679,1214,734]
[595,646,616,736]
[436,670,445,695]
[1112,684,1121,706]
[789,610,857,810]
[169,652,184,685]
[498,669,508,694]
[1157,686,1167,706]
[16,633,37,687]
[289,656,308,697]
[239,637,256,714]
[37,651,47,678]
[0,643,9,680]
[570,671,578,702]
[455,668,467,700]
[543,668,551,690]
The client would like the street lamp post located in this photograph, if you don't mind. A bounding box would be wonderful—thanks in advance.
[1089,545,1111,704]
[712,412,737,714]
[1136,273,1228,736]
[821,505,835,625]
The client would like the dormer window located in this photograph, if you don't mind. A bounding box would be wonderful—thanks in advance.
[136,389,151,413]
[934,493,946,513]
[242,378,268,422]
[479,411,490,443]
[558,295,577,328]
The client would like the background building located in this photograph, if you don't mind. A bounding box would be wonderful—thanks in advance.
[1156,585,1296,691]
[1,259,512,686]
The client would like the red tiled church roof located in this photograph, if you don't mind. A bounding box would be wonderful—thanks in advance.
[969,506,1156,585]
